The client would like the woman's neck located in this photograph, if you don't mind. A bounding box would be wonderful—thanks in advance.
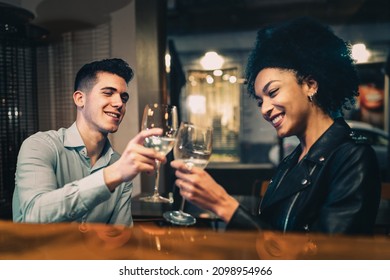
[298,112,334,161]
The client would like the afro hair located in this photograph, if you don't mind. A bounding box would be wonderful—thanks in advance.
[245,17,359,115]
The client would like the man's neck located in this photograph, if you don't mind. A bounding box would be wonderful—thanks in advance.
[76,120,108,166]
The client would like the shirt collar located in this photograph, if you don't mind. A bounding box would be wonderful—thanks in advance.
[64,122,115,159]
[64,122,85,148]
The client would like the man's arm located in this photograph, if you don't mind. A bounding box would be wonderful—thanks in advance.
[13,134,112,223]
[107,181,133,226]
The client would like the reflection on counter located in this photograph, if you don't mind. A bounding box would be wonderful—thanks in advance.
[1,220,389,260]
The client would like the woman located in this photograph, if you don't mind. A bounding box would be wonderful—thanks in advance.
[171,17,381,235]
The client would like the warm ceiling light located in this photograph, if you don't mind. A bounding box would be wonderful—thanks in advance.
[213,69,223,76]
[206,75,214,84]
[352,43,371,63]
[200,51,224,70]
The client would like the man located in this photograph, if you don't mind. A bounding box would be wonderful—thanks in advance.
[12,58,164,226]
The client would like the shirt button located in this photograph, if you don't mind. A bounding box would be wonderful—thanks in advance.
[301,179,308,185]
[319,156,325,162]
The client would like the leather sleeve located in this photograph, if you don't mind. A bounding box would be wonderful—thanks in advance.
[312,143,381,234]
[227,204,272,231]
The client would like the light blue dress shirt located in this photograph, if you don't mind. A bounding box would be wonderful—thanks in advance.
[12,122,133,226]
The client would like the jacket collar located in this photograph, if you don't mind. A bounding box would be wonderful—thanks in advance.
[289,118,351,164]
[260,118,352,209]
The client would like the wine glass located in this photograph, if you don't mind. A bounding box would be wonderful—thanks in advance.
[139,103,178,203]
[163,122,213,225]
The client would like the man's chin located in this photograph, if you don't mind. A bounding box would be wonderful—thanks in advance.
[109,128,119,133]
[104,125,119,134]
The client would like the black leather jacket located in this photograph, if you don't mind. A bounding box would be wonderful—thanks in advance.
[228,118,381,235]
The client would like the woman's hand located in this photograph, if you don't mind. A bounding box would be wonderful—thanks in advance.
[170,160,239,222]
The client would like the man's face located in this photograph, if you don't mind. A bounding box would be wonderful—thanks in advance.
[80,72,129,135]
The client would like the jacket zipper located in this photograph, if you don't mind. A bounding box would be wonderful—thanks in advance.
[283,192,300,232]
[258,160,292,215]
[283,164,318,232]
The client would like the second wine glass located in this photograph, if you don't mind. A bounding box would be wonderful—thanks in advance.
[163,122,213,225]
[139,103,178,203]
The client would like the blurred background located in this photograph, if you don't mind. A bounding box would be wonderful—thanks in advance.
[1,0,389,219]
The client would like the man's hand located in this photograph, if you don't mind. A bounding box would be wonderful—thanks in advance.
[104,128,166,191]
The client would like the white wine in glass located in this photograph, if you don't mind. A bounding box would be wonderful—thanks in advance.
[163,122,213,225]
[139,103,178,203]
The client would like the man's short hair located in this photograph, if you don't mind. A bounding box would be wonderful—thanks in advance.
[74,58,134,92]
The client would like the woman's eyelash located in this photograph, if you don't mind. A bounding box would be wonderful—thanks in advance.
[268,89,278,96]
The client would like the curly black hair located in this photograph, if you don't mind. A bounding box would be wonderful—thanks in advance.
[245,17,359,115]
[74,58,134,92]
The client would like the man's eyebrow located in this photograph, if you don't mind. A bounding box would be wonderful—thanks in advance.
[100,86,117,91]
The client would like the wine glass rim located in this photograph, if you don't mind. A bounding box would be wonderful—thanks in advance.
[180,121,213,130]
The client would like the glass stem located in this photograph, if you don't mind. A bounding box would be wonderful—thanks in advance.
[179,197,186,214]
[153,160,161,197]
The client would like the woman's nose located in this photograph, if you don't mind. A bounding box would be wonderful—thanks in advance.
[261,97,273,117]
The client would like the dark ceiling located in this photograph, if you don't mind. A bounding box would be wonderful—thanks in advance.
[167,0,390,35]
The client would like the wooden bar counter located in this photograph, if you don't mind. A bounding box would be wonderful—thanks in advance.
[1,220,389,260]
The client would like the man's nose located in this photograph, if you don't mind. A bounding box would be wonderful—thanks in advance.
[111,93,124,107]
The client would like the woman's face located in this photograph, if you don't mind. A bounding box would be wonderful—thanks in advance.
[254,68,312,138]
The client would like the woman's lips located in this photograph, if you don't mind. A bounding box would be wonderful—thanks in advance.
[270,113,284,128]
